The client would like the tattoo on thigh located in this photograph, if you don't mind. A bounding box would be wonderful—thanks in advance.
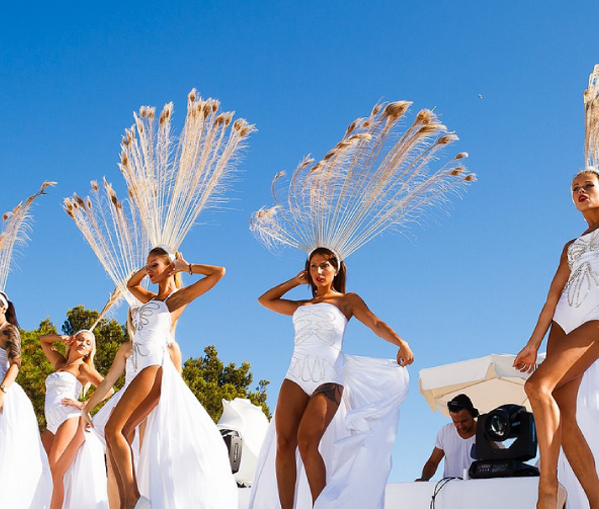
[312,383,343,405]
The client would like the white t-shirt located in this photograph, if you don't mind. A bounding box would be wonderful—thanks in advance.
[435,423,476,478]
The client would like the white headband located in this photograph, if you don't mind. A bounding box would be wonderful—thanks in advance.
[308,248,342,269]
[0,292,9,310]
[155,244,176,263]
[76,329,96,341]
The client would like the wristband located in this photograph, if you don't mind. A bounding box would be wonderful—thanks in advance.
[188,263,193,275]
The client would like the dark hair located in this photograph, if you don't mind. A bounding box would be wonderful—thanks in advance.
[447,394,479,418]
[148,247,182,289]
[3,299,19,329]
[304,247,347,297]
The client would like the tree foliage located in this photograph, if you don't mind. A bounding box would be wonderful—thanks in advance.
[18,306,270,429]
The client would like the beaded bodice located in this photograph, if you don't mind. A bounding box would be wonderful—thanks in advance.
[131,298,173,370]
[563,229,599,308]
[45,371,82,399]
[292,303,347,350]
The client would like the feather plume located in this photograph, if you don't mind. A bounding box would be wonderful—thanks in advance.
[89,286,123,331]
[585,64,599,169]
[0,181,56,291]
[63,178,148,307]
[251,101,475,260]
[119,89,256,250]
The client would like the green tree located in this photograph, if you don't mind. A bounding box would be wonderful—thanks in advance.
[18,306,270,429]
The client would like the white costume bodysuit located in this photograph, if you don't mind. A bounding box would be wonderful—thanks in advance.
[553,229,599,509]
[285,303,346,395]
[0,347,52,509]
[44,371,82,433]
[94,296,238,509]
[250,302,410,509]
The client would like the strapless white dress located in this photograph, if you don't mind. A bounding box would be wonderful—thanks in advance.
[94,298,238,509]
[249,303,410,509]
[0,347,52,509]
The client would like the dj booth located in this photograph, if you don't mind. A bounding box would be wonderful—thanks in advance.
[237,477,539,508]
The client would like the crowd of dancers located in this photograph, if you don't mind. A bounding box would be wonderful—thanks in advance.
[0,67,598,509]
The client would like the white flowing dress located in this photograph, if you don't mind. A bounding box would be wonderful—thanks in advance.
[0,347,52,509]
[553,230,599,509]
[249,303,410,509]
[93,297,238,509]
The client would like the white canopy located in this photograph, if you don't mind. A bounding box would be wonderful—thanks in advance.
[419,353,545,417]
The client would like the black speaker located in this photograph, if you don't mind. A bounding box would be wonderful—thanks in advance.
[220,428,243,474]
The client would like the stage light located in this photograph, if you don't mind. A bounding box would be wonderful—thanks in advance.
[469,404,539,479]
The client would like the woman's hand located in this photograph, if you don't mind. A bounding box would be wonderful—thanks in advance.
[171,252,190,274]
[293,270,309,286]
[81,406,94,431]
[513,344,538,374]
[397,341,414,367]
[62,397,84,409]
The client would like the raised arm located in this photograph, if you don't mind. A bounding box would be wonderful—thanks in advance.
[514,241,572,373]
[40,333,69,370]
[257,270,308,316]
[347,292,414,366]
[127,266,155,303]
[0,325,22,411]
[165,254,226,313]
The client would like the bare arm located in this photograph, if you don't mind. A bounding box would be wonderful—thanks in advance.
[347,292,414,366]
[257,271,308,316]
[40,333,70,370]
[81,342,129,428]
[127,267,155,303]
[415,447,444,481]
[165,255,226,313]
[514,242,572,373]
[0,326,21,411]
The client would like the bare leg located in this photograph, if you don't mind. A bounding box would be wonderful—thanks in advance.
[525,321,599,509]
[107,449,121,509]
[47,417,85,509]
[105,366,162,509]
[297,383,343,506]
[275,379,310,509]
[41,429,54,456]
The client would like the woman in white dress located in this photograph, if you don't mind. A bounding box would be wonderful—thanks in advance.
[0,291,52,509]
[82,246,238,509]
[40,329,112,509]
[256,247,413,508]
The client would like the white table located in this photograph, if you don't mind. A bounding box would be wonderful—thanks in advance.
[238,477,540,508]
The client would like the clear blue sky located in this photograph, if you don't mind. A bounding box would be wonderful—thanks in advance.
[0,0,596,482]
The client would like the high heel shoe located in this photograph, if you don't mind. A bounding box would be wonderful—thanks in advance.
[133,496,151,509]
[557,482,567,509]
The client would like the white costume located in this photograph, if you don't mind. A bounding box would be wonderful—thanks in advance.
[249,303,410,509]
[554,229,599,509]
[0,347,52,509]
[94,296,238,509]
[43,369,109,508]
[434,423,475,478]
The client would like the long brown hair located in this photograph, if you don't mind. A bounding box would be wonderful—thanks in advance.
[305,247,347,297]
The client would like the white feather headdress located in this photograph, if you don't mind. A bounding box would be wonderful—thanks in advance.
[251,101,475,261]
[119,88,256,251]
[0,181,56,291]
[584,65,599,169]
[63,178,148,309]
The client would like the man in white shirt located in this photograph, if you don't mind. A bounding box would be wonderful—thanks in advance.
[416,394,479,481]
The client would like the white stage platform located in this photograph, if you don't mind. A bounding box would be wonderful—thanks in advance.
[238,477,539,508]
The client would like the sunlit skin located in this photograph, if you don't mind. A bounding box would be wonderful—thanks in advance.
[81,250,225,509]
[513,172,599,509]
[40,330,111,509]
[415,408,476,481]
[258,251,414,509]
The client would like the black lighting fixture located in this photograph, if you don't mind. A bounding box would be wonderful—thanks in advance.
[469,404,539,479]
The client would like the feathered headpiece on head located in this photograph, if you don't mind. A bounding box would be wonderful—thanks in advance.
[0,181,56,292]
[584,65,599,172]
[119,88,256,252]
[64,178,148,315]
[251,101,475,261]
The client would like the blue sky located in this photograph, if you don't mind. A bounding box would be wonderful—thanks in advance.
[1,1,597,481]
